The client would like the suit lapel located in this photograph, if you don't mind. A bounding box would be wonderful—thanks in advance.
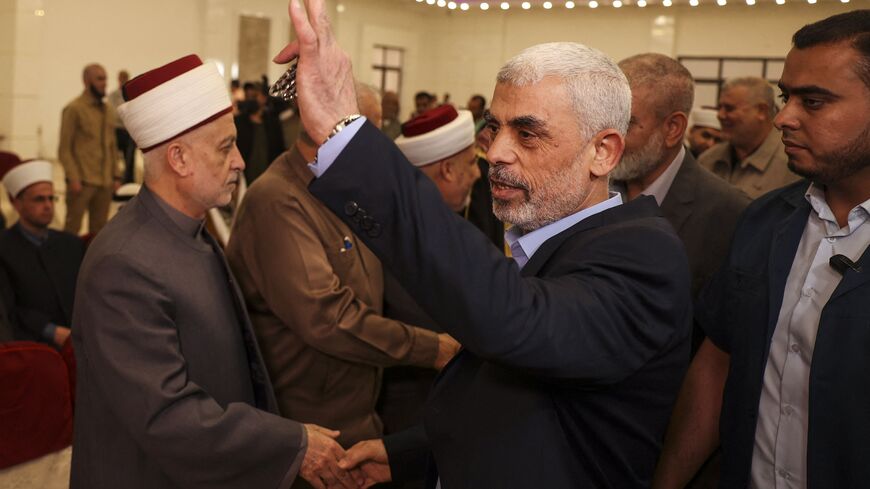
[765,186,811,344]
[520,213,604,278]
[659,152,697,234]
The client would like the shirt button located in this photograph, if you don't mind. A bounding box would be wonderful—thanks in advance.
[790,343,800,353]
[827,237,835,243]
[783,405,794,416]
[778,468,788,478]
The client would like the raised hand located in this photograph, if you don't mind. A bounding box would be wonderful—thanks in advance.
[274,0,359,144]
[339,439,392,489]
[300,424,360,489]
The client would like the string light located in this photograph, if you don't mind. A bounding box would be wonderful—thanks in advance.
[481,1,490,8]
[717,0,726,6]
[543,1,553,8]
[437,0,446,6]
[448,1,457,8]
[746,0,755,5]
[589,0,599,8]
[612,0,622,7]
[689,0,698,6]
[521,1,531,8]
[565,0,575,7]
[637,0,647,6]
[460,2,470,9]
[500,1,510,8]
[662,0,672,6]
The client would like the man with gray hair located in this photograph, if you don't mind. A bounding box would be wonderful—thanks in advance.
[699,76,800,198]
[272,1,692,487]
[613,53,749,341]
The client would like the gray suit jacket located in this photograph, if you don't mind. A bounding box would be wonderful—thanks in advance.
[71,186,304,489]
[660,152,750,353]
[660,152,751,299]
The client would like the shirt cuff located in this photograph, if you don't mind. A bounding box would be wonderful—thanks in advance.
[42,323,57,343]
[307,116,368,178]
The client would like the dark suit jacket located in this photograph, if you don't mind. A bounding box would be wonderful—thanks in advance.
[0,224,84,343]
[661,152,750,299]
[310,122,692,488]
[699,180,869,489]
[71,186,302,489]
[660,152,750,352]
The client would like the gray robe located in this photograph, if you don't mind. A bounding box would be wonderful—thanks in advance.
[71,185,305,489]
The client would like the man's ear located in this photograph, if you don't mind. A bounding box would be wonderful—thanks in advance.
[588,129,624,178]
[165,142,192,177]
[438,158,455,183]
[664,111,689,148]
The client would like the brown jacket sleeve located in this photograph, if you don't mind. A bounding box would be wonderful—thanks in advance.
[58,104,81,183]
[234,192,439,368]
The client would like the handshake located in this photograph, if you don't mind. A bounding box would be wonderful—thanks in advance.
[301,426,392,489]
[301,333,457,488]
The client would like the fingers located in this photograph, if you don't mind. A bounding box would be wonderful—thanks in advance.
[272,40,300,64]
[306,423,341,438]
[288,0,317,54]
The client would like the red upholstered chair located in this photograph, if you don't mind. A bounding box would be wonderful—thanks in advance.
[0,341,73,469]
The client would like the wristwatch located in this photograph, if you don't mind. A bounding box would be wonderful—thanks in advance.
[322,114,362,146]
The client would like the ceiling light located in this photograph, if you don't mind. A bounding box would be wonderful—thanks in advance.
[746,0,755,5]
[543,1,553,7]
[689,0,698,5]
[501,1,510,8]
[437,0,447,6]
[34,9,45,16]
[637,0,647,5]
[521,1,531,8]
[427,0,436,4]
[565,0,576,7]
[481,1,490,8]
[588,0,598,7]
[613,0,622,6]
[717,0,726,5]
[807,0,816,4]
[662,0,672,6]
[775,0,785,4]
[416,0,424,3]
[448,1,457,8]
[460,2,470,9]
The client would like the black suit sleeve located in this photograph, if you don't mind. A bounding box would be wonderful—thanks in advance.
[309,122,689,384]
[383,424,430,483]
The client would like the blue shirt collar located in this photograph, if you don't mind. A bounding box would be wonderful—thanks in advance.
[505,191,623,269]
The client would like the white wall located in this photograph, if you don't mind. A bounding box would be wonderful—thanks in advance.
[0,0,864,160]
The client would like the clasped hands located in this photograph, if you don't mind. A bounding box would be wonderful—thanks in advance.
[302,425,391,489]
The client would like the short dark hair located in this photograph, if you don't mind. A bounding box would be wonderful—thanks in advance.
[793,10,870,88]
[470,94,486,108]
[414,91,433,101]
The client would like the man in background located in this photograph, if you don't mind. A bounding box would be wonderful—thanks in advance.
[686,108,721,158]
[107,69,136,183]
[698,76,799,198]
[381,91,402,140]
[0,158,84,348]
[58,63,121,235]
[613,52,749,330]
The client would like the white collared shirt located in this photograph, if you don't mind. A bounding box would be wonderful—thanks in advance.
[750,183,870,489]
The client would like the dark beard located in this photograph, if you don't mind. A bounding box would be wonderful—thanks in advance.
[787,124,870,184]
[88,84,104,101]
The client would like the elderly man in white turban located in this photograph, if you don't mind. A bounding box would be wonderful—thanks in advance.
[70,54,360,489]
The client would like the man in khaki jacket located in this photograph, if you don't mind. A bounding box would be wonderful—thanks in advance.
[226,85,458,468]
[58,63,121,235]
